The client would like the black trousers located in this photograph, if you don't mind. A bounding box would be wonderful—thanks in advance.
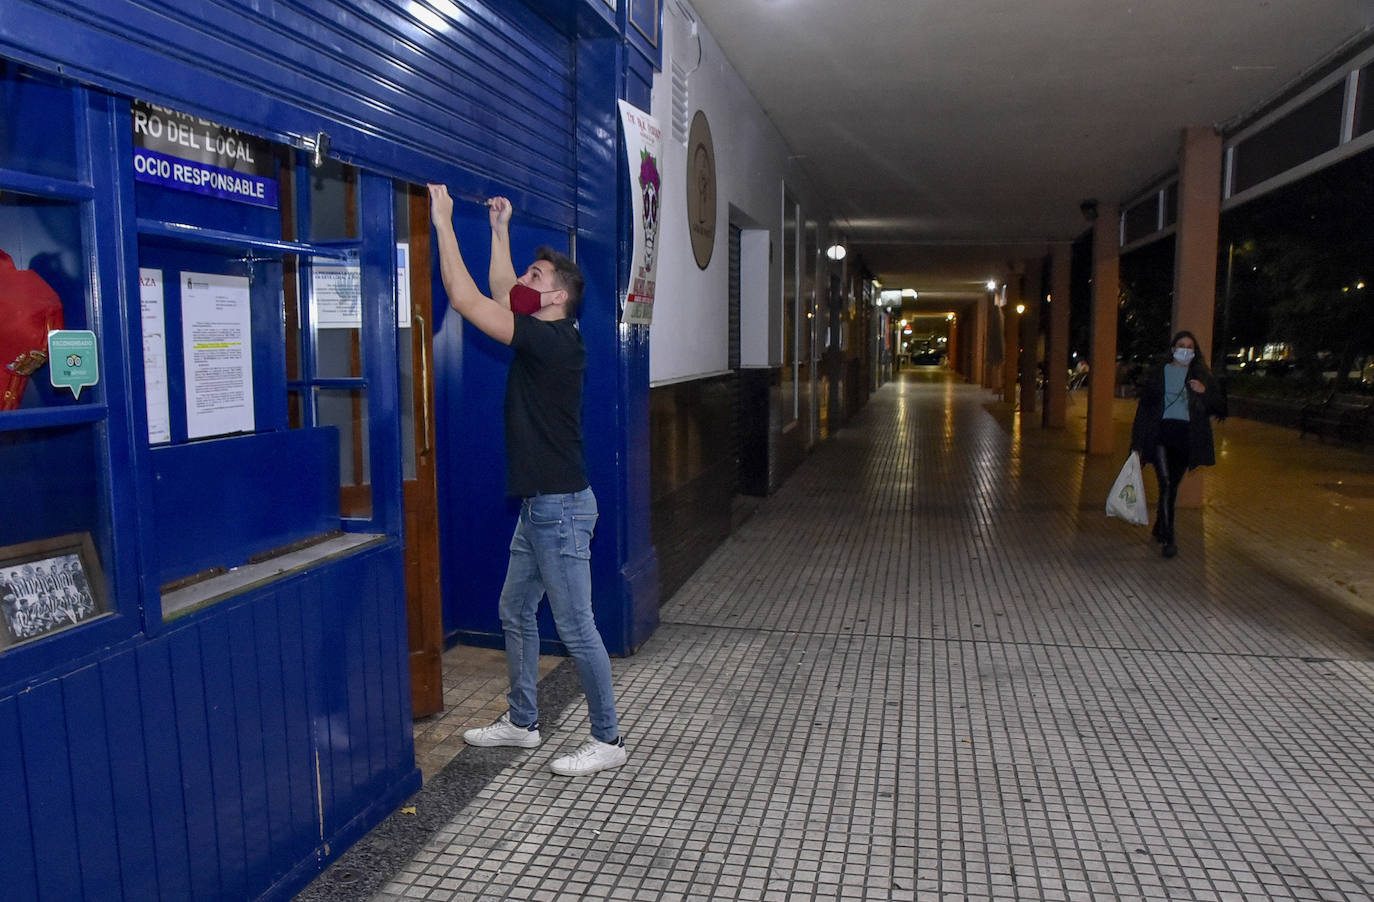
[1150,419,1191,542]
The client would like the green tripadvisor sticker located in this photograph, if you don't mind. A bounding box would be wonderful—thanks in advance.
[48,330,99,399]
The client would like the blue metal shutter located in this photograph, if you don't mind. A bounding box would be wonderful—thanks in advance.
[2,0,576,226]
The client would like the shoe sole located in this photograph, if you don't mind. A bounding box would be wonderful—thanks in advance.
[550,752,627,776]
[463,734,542,749]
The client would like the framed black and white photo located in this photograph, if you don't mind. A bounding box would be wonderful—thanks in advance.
[0,533,109,651]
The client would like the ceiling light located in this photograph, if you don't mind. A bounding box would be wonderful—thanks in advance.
[986,279,997,291]
[826,244,846,261]
[1015,303,1026,315]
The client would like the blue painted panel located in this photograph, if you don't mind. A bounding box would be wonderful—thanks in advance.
[226,603,274,894]
[167,630,224,900]
[149,428,340,586]
[0,59,80,179]
[135,642,193,901]
[268,592,319,857]
[354,561,387,788]
[301,574,349,833]
[18,681,84,900]
[377,561,411,769]
[339,559,373,801]
[200,624,249,902]
[99,654,160,902]
[248,593,297,878]
[2,1,578,226]
[574,35,660,655]
[63,665,124,901]
[358,171,403,538]
[135,174,285,240]
[0,697,39,901]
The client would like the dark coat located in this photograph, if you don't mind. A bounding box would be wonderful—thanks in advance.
[1130,357,1227,469]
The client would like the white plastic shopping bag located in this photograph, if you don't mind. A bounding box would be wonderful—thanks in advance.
[1105,451,1149,526]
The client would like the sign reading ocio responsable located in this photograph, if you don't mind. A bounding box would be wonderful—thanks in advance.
[131,99,279,209]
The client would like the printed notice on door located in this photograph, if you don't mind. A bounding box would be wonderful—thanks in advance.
[181,271,254,439]
[139,268,172,444]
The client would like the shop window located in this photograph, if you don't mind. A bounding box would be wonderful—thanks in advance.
[1355,63,1374,138]
[1,69,117,658]
[1232,83,1344,194]
[0,61,79,181]
[131,100,382,605]
[1123,195,1160,246]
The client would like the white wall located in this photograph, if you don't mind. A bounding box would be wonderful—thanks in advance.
[647,2,832,384]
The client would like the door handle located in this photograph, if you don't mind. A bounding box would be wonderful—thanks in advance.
[415,313,432,455]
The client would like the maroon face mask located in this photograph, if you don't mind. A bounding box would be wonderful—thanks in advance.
[510,283,547,316]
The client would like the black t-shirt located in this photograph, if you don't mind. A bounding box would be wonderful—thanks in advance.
[505,315,587,497]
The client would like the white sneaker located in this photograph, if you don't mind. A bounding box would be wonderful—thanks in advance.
[550,737,627,776]
[463,713,541,748]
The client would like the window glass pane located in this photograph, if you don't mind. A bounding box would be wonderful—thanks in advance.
[284,255,303,381]
[316,387,372,519]
[1355,64,1374,138]
[0,193,92,410]
[1123,195,1159,245]
[287,389,305,429]
[1233,84,1344,193]
[0,425,114,650]
[0,62,79,181]
[309,158,359,241]
[315,327,363,380]
[308,256,363,379]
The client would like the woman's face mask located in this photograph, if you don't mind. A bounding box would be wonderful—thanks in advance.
[1173,347,1195,365]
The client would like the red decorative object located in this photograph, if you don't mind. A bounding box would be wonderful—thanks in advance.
[0,249,65,410]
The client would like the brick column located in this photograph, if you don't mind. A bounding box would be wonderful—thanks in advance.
[975,289,991,388]
[1173,126,1223,506]
[1087,202,1120,455]
[1003,291,1019,404]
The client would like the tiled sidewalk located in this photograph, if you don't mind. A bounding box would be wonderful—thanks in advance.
[413,646,563,782]
[307,372,1374,902]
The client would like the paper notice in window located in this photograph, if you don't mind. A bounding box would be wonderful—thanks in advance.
[139,268,172,444]
[313,262,361,329]
[181,271,254,439]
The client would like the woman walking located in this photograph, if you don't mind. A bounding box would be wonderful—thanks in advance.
[1130,331,1227,558]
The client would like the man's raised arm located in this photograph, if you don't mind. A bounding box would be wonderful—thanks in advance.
[487,196,518,306]
[428,183,514,345]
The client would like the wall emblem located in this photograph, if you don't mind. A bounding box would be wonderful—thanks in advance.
[686,110,717,270]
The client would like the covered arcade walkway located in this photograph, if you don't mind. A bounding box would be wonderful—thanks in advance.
[307,371,1374,902]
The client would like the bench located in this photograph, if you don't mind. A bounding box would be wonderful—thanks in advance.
[1299,392,1374,445]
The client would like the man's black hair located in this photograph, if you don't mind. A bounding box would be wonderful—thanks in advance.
[536,246,585,317]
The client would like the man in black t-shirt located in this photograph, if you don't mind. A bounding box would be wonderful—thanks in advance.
[428,184,626,777]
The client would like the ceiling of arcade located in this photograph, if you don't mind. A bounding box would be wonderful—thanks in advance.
[686,0,1374,313]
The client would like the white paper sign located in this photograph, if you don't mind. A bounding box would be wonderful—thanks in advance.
[618,100,663,325]
[138,268,171,444]
[181,271,254,439]
[397,243,412,329]
[312,263,362,329]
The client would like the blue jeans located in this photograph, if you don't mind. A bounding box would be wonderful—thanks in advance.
[498,487,619,742]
